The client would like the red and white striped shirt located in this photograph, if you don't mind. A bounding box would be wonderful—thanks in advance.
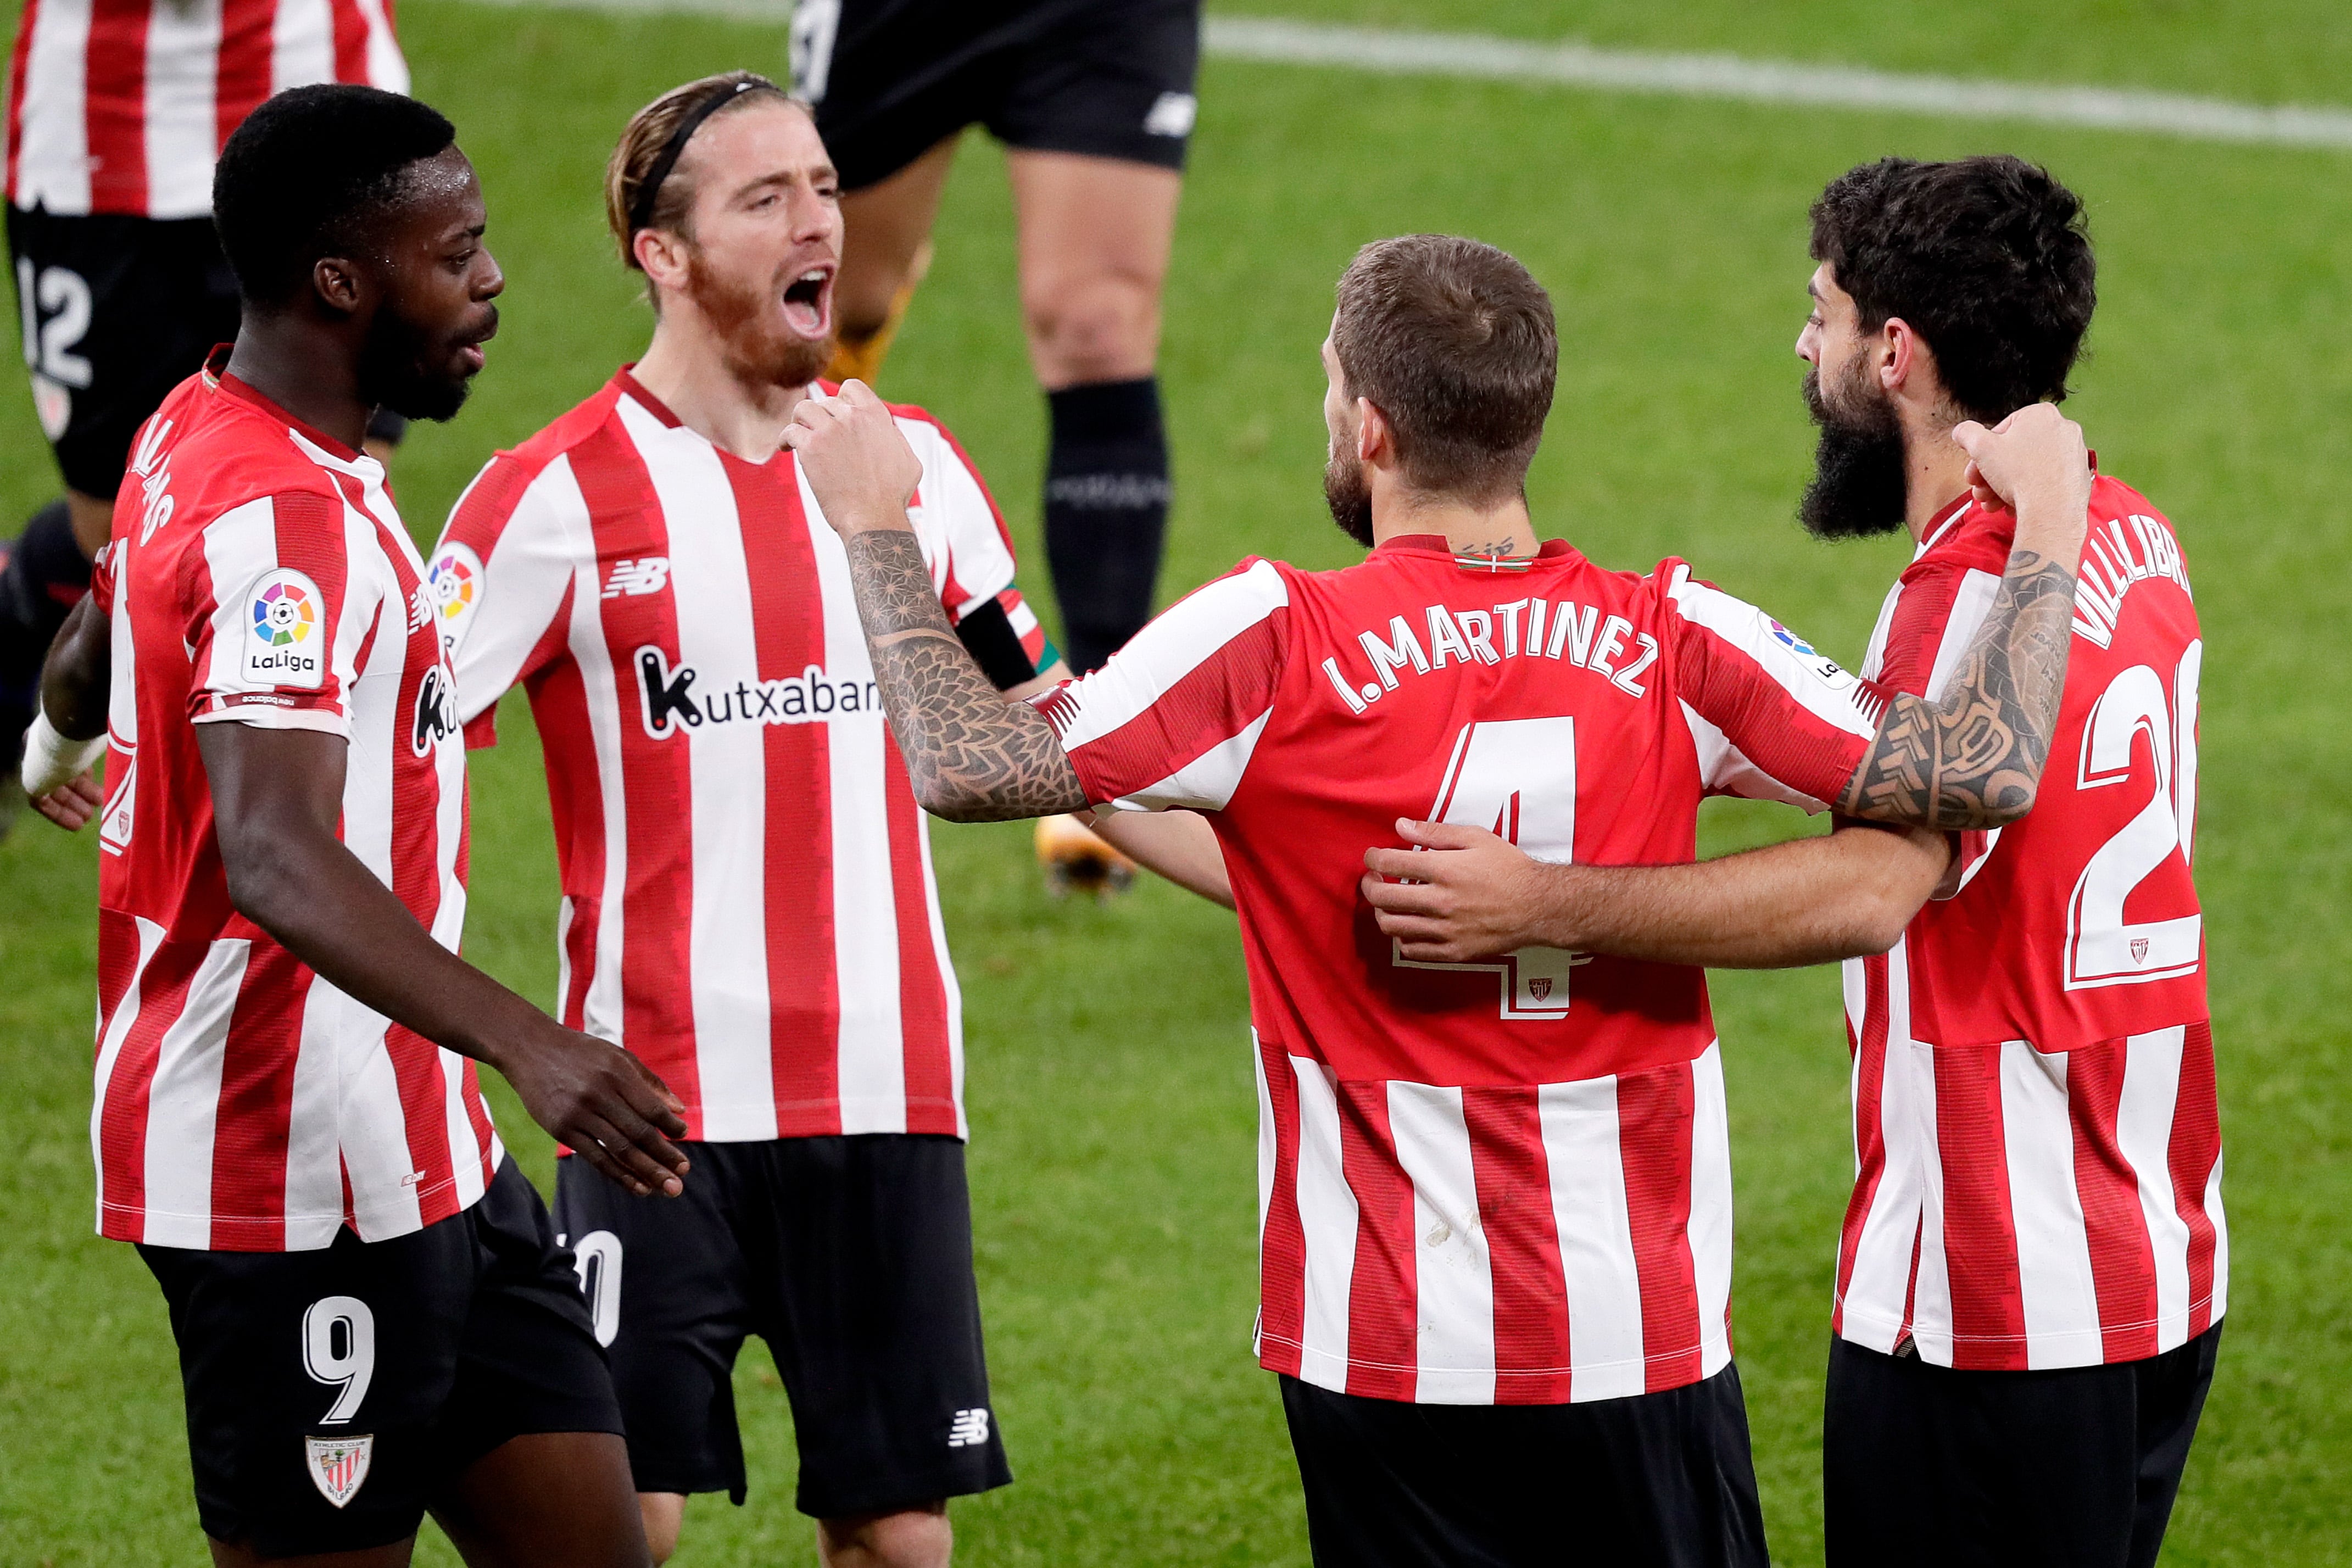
[91,349,497,1252]
[1036,535,1882,1403]
[1835,479,2224,1371]
[7,0,407,219]
[432,370,1045,1143]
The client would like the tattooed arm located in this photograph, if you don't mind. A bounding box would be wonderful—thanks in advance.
[783,381,1089,822]
[1836,404,2093,831]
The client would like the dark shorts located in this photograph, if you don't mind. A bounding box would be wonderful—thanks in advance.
[796,0,1202,189]
[1279,1365,1770,1568]
[554,1132,1011,1520]
[1823,1324,2222,1568]
[5,205,239,496]
[138,1159,623,1559]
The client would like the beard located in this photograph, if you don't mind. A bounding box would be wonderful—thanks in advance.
[687,248,833,391]
[1798,359,1909,540]
[359,303,483,424]
[1323,440,1374,547]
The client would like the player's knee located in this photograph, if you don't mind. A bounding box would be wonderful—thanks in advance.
[818,1503,951,1568]
[638,1491,685,1565]
[1022,276,1160,386]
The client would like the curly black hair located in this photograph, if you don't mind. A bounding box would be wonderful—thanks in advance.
[1810,156,2095,425]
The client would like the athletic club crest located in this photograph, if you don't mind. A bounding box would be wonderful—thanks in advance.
[2131,937,2151,964]
[1528,978,1553,1001]
[304,1434,375,1509]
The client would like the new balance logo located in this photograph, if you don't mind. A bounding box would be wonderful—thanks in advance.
[946,1408,990,1448]
[603,557,671,598]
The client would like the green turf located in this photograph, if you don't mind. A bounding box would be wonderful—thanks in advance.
[2,2,2347,1561]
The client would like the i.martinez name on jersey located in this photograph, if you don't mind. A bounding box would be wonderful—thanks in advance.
[1034,535,1887,1405]
[430,370,1049,1145]
[90,349,497,1253]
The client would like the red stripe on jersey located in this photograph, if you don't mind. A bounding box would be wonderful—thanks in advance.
[460,1056,495,1164]
[2067,1039,2161,1362]
[727,454,839,1131]
[5,0,37,200]
[1674,618,1867,803]
[83,0,150,215]
[205,947,309,1249]
[882,736,956,1134]
[382,1023,459,1225]
[1071,612,1288,794]
[95,906,142,1029]
[1256,1042,1308,1377]
[569,424,700,1113]
[1339,1080,1417,1401]
[2170,1020,2222,1336]
[1833,954,1893,1336]
[214,0,276,154]
[1615,1061,1701,1392]
[1462,1086,1572,1403]
[330,0,371,81]
[1931,1046,2027,1352]
[97,940,208,1229]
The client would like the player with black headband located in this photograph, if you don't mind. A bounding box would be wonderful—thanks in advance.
[428,72,1227,1568]
[19,83,687,1566]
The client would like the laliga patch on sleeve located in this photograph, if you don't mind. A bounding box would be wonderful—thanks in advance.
[242,567,330,689]
[425,541,484,654]
[1768,617,1858,691]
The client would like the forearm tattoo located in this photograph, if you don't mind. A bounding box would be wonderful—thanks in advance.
[843,529,1089,821]
[1840,546,2080,830]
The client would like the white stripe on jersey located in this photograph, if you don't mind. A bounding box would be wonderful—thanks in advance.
[283,972,348,1249]
[142,0,220,219]
[138,938,248,1246]
[2000,1041,2104,1367]
[1051,560,1290,753]
[1536,1073,1646,1402]
[1292,1053,1359,1389]
[2117,1025,2192,1350]
[1688,1045,1736,1379]
[14,0,93,214]
[1665,566,1876,740]
[1389,1081,1497,1404]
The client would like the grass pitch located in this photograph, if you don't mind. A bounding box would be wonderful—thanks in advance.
[1,3,2347,1561]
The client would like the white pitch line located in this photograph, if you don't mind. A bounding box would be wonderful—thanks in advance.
[1202,18,2352,152]
[442,0,2352,154]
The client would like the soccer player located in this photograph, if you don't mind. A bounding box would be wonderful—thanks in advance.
[18,85,689,1566]
[792,0,1198,674]
[0,0,413,818]
[425,74,1222,1568]
[781,233,2094,1566]
[1357,158,2220,1568]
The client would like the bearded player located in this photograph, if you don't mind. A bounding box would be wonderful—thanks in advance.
[782,234,2094,1566]
[1359,159,2221,1568]
[19,85,689,1565]
[426,74,1224,1568]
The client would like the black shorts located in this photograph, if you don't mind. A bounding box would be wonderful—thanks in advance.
[138,1159,623,1559]
[1822,1324,2222,1568]
[5,205,239,497]
[1279,1365,1770,1568]
[798,0,1202,189]
[554,1132,1011,1519]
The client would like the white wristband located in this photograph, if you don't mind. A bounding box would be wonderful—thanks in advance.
[20,710,105,799]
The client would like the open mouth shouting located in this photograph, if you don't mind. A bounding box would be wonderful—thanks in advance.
[782,265,834,341]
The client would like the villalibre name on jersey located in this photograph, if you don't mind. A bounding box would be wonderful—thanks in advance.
[637,646,882,740]
[1319,595,1663,716]
[2072,511,2192,650]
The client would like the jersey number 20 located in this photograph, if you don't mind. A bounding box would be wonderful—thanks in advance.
[1392,717,1586,1019]
[2066,644,2203,990]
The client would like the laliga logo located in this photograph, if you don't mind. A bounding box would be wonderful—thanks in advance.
[253,581,317,647]
[426,543,483,652]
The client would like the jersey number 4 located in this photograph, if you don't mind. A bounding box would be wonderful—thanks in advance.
[2066,644,2203,990]
[1393,717,1587,1019]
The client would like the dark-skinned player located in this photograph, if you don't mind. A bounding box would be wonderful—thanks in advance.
[21,85,688,1568]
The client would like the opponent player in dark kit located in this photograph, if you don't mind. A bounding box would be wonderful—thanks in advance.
[778,235,2094,1567]
[22,85,687,1566]
[1359,159,2222,1568]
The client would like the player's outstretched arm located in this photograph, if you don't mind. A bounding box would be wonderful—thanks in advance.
[1836,405,2093,831]
[20,595,109,830]
[784,381,1089,822]
[1362,818,1948,968]
[197,723,692,1197]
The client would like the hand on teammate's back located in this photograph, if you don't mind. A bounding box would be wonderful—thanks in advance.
[781,379,924,535]
[493,1020,693,1198]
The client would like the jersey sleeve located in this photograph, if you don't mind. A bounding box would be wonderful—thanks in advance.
[1662,563,1879,812]
[183,488,374,737]
[431,452,584,745]
[1029,559,1290,812]
[900,411,1058,689]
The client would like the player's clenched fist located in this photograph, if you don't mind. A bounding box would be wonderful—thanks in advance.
[1950,402,2094,522]
[782,379,924,535]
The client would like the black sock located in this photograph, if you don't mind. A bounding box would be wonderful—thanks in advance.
[1044,377,1170,673]
[0,498,90,755]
